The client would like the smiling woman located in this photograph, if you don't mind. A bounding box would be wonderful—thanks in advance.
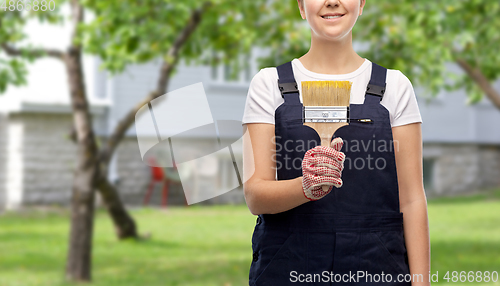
[297,0,365,44]
[242,0,430,285]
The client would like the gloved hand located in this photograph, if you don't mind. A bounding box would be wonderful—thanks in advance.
[302,137,345,201]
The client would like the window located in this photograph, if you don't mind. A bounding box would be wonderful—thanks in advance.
[244,62,251,82]
[224,63,232,81]
[210,51,253,83]
[211,63,218,80]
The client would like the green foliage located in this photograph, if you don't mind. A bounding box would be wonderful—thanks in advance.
[353,0,500,102]
[248,0,312,70]
[79,0,278,79]
[0,0,66,93]
[0,57,27,91]
[0,0,281,91]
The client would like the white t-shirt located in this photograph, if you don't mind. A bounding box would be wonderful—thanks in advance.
[242,58,422,127]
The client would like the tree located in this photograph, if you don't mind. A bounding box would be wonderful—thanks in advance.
[1,2,140,280]
[355,0,500,108]
[0,0,296,282]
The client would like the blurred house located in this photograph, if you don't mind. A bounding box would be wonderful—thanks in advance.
[418,71,500,197]
[0,19,499,210]
[0,51,252,210]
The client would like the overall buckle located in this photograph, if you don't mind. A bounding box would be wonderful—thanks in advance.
[278,80,299,98]
[366,83,385,98]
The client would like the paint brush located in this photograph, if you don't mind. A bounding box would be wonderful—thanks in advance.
[301,80,352,193]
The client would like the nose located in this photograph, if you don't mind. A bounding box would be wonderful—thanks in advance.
[324,0,340,8]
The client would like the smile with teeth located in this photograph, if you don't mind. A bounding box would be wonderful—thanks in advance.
[322,15,343,19]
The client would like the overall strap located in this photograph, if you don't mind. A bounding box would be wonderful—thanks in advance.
[364,62,387,105]
[276,61,300,104]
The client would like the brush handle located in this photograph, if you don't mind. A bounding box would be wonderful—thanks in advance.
[304,122,348,193]
[305,122,347,147]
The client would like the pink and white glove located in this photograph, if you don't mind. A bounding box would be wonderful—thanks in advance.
[302,137,345,201]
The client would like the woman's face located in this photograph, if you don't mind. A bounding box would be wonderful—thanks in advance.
[298,0,365,42]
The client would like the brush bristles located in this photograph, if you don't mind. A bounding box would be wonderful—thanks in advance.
[302,81,352,106]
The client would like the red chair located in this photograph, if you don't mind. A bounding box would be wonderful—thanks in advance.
[143,157,188,208]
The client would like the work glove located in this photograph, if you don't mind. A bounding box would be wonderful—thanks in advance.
[302,137,345,201]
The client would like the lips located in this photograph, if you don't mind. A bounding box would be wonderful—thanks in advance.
[321,13,345,18]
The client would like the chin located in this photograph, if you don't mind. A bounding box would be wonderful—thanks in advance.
[313,31,346,41]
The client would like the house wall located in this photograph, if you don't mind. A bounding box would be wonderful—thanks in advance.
[0,111,245,209]
[22,112,76,205]
[423,143,500,197]
[0,112,76,207]
[0,111,110,208]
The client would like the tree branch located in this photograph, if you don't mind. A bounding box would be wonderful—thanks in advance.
[69,0,83,49]
[155,1,212,94]
[96,175,138,239]
[0,43,65,60]
[0,14,64,60]
[456,58,500,109]
[97,1,213,165]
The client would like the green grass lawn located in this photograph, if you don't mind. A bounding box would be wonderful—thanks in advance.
[0,189,499,286]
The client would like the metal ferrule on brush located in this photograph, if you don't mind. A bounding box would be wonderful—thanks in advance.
[303,106,350,123]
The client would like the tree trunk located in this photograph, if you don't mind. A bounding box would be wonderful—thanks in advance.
[64,45,100,281]
[96,164,138,239]
[66,163,97,282]
[67,128,139,241]
[63,0,212,243]
[88,1,211,239]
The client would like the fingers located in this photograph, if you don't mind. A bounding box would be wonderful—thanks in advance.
[310,176,343,189]
[314,166,341,178]
[330,137,344,151]
[310,155,343,172]
[331,178,343,188]
[318,177,343,188]
[306,145,345,164]
[303,164,342,178]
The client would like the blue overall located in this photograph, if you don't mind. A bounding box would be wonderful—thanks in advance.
[248,61,411,285]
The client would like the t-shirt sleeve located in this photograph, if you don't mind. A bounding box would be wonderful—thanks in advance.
[391,71,423,127]
[241,69,276,125]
